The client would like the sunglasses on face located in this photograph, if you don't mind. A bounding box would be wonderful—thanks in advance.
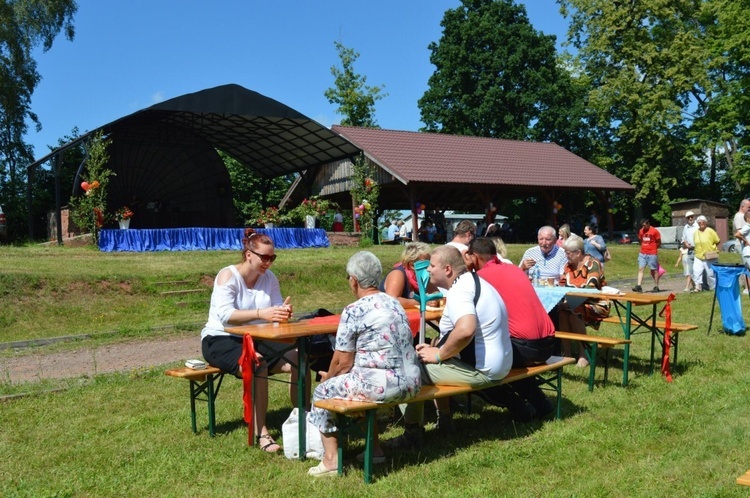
[249,249,277,263]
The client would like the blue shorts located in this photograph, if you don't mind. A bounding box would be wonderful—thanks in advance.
[638,253,659,270]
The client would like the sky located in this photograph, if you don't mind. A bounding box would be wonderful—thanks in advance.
[24,0,571,162]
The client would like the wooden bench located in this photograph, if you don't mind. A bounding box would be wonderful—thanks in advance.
[737,469,750,486]
[555,331,630,391]
[313,355,575,483]
[165,366,226,437]
[601,316,698,373]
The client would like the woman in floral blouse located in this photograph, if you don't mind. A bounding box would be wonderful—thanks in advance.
[308,251,421,477]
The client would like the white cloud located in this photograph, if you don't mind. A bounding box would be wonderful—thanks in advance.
[151,91,166,103]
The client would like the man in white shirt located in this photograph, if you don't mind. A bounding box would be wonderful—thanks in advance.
[386,220,399,241]
[733,199,750,252]
[384,245,512,448]
[519,225,568,283]
[445,220,476,254]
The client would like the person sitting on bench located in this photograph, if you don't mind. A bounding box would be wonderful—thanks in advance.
[307,251,421,477]
[385,245,512,448]
[464,237,556,421]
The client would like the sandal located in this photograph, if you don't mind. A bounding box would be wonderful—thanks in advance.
[257,434,281,453]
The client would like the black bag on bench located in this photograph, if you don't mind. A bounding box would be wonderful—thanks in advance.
[298,308,336,380]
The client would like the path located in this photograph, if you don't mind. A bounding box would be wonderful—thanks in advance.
[1,334,201,384]
[1,275,687,385]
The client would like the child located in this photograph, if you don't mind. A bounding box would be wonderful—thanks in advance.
[675,246,693,292]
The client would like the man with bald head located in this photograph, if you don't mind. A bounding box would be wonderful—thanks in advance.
[519,225,568,283]
[385,245,512,448]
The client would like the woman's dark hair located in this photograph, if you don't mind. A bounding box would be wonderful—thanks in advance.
[587,224,599,234]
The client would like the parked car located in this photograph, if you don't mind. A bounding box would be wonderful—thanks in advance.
[602,231,638,244]
[723,240,738,253]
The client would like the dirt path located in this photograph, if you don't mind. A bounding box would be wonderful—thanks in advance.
[1,334,202,384]
[1,276,686,385]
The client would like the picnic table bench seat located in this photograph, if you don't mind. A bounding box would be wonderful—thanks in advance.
[554,331,630,391]
[313,355,575,483]
[165,365,226,437]
[600,316,698,373]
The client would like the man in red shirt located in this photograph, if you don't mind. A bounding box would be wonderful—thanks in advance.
[463,237,556,420]
[633,218,662,292]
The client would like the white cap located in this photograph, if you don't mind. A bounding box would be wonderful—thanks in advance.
[685,211,695,217]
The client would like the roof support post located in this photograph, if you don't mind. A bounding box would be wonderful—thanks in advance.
[409,185,418,242]
[54,154,63,245]
[27,163,35,239]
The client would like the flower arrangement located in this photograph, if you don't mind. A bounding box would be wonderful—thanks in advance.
[254,206,283,226]
[289,196,338,221]
[115,206,134,221]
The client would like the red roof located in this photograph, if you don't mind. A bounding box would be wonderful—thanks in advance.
[332,126,632,191]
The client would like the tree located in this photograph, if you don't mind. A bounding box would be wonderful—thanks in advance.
[67,131,113,243]
[559,0,747,213]
[324,41,387,128]
[418,0,573,142]
[220,151,295,226]
[324,40,385,242]
[0,0,77,240]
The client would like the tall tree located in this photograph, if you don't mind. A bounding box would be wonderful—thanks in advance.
[324,41,384,240]
[324,41,386,128]
[0,0,77,239]
[560,0,747,215]
[418,0,573,142]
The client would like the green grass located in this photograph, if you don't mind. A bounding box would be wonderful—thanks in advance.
[2,242,749,496]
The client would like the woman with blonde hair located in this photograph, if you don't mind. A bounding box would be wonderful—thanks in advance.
[558,235,610,367]
[556,223,572,247]
[379,242,432,309]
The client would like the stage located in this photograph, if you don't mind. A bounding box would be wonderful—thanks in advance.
[98,227,330,252]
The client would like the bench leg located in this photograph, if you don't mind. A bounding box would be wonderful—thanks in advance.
[585,343,598,392]
[555,369,563,420]
[364,410,376,484]
[336,414,345,477]
[603,349,610,387]
[672,334,679,366]
[187,373,224,437]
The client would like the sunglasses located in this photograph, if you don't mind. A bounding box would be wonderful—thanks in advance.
[249,249,277,263]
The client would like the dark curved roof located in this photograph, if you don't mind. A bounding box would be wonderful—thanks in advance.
[107,84,360,179]
[32,84,361,229]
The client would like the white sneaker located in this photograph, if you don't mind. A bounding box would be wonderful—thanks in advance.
[743,289,748,295]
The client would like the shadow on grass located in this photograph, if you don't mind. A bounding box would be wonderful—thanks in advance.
[323,395,585,480]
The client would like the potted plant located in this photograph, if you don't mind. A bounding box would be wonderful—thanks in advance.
[115,206,134,229]
[289,196,338,228]
[252,206,283,228]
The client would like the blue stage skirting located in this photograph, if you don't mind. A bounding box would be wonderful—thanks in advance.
[98,228,330,252]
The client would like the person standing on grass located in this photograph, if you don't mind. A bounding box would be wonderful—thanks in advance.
[200,228,300,454]
[692,215,721,292]
[632,218,662,293]
[680,212,697,292]
[733,199,750,252]
[383,245,512,449]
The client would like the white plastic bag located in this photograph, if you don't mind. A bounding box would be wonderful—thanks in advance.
[281,408,324,460]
